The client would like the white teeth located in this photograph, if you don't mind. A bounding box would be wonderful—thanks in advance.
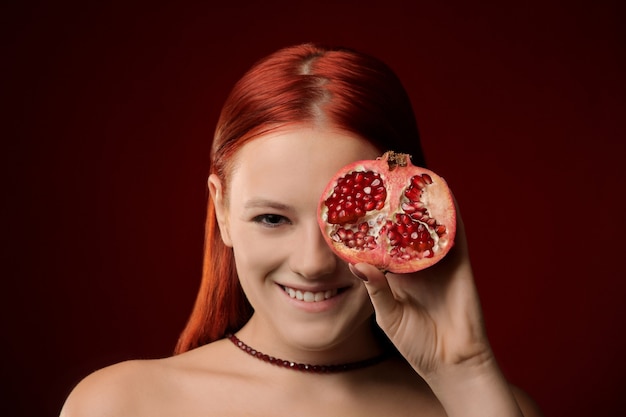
[283,286,339,302]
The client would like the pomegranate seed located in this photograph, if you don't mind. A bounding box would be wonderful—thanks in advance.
[402,203,415,213]
[411,176,425,188]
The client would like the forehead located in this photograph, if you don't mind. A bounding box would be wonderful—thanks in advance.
[231,126,379,175]
[227,126,380,197]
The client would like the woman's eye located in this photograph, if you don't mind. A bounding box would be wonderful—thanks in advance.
[252,214,291,228]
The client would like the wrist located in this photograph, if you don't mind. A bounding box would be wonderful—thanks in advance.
[422,352,524,417]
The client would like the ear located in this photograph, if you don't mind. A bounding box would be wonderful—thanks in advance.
[208,174,233,247]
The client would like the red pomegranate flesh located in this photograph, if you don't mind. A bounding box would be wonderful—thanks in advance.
[318,151,456,273]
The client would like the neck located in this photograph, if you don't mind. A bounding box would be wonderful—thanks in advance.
[228,333,389,373]
[235,316,388,366]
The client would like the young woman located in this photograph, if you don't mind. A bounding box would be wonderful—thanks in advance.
[61,43,543,416]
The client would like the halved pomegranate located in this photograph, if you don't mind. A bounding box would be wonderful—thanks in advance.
[318,151,456,273]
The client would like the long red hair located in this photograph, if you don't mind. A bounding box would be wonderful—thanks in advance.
[175,43,425,354]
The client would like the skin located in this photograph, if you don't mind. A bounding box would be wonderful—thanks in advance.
[60,125,544,417]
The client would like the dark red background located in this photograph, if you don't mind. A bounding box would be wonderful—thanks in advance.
[4,1,625,416]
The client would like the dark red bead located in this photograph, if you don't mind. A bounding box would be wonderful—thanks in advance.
[227,333,387,374]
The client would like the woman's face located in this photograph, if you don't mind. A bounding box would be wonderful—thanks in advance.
[211,125,382,356]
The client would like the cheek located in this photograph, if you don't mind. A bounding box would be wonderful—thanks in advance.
[229,224,287,276]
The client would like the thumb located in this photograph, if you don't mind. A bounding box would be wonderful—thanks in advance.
[349,263,398,318]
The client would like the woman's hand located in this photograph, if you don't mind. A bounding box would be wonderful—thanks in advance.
[350,206,489,375]
[350,204,537,417]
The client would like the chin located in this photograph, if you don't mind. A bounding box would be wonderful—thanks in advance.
[276,313,375,354]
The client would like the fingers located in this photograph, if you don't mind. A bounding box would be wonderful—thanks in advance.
[349,263,399,319]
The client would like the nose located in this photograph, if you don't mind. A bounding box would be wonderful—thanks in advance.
[289,219,337,279]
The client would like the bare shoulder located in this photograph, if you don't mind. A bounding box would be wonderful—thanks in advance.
[60,340,235,417]
[60,359,165,417]
[511,385,545,417]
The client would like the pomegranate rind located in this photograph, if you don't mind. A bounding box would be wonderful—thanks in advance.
[317,152,456,274]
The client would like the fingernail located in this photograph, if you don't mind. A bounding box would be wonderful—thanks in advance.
[349,263,368,282]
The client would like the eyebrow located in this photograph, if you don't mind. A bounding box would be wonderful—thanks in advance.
[243,198,293,211]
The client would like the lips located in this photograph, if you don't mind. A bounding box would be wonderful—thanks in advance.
[281,285,341,302]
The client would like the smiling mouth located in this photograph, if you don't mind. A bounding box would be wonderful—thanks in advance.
[281,285,345,302]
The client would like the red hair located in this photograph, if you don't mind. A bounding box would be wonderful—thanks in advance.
[175,43,425,353]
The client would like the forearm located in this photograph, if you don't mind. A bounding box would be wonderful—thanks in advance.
[423,355,524,417]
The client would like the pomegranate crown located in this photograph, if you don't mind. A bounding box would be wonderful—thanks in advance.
[380,150,411,170]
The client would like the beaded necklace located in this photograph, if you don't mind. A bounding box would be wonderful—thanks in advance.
[228,333,389,373]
